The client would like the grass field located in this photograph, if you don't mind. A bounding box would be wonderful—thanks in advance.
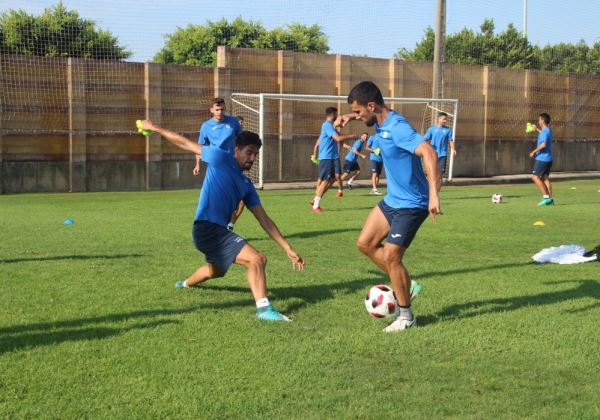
[1,180,599,418]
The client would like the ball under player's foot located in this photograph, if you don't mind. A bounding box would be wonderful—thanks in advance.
[384,316,417,333]
[256,305,292,322]
[336,191,343,197]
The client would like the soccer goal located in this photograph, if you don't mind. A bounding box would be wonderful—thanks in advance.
[231,93,459,188]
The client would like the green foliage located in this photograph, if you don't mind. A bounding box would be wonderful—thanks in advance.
[153,17,328,66]
[396,18,600,74]
[0,2,130,59]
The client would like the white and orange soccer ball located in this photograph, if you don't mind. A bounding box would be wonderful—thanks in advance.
[492,193,503,204]
[364,285,398,318]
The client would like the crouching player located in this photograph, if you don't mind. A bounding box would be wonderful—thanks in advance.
[139,120,305,321]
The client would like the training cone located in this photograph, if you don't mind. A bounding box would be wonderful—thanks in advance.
[533,220,545,226]
[571,187,577,190]
[63,218,75,225]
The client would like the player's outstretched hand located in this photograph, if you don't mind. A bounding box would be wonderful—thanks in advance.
[334,114,353,128]
[140,119,159,132]
[192,164,201,176]
[287,249,305,271]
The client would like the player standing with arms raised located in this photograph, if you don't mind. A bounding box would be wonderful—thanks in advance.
[140,120,304,321]
[336,81,440,332]
[529,113,554,206]
[195,98,244,230]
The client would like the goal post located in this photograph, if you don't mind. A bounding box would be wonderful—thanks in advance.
[230,93,459,188]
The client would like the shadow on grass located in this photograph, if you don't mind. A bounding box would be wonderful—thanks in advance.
[0,307,197,354]
[199,277,376,313]
[420,279,600,326]
[0,254,144,264]
[246,227,361,241]
[367,261,534,280]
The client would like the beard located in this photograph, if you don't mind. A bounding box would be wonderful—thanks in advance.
[365,114,377,127]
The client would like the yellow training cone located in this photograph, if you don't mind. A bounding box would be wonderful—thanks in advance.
[533,220,545,226]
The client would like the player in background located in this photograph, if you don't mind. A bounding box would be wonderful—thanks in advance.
[194,98,244,231]
[139,120,304,321]
[423,112,456,192]
[364,134,383,195]
[529,112,554,206]
[340,132,368,189]
[335,81,440,333]
[310,107,357,213]
[236,115,244,128]
[311,138,344,196]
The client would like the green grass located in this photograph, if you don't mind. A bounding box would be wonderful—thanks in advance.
[1,180,600,418]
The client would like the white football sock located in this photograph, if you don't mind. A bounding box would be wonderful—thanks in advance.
[256,297,270,308]
[313,196,321,209]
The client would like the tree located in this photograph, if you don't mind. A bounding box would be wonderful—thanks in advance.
[0,2,130,59]
[395,18,600,75]
[396,19,537,70]
[153,17,328,66]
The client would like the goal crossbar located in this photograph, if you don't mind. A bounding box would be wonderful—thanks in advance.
[231,93,459,187]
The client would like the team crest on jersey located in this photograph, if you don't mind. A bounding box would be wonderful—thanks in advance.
[380,131,391,139]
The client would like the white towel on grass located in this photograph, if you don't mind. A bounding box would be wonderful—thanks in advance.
[532,245,597,265]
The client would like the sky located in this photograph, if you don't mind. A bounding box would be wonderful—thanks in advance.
[2,0,599,62]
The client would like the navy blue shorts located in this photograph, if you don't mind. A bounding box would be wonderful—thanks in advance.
[319,159,341,181]
[343,160,360,173]
[192,221,247,273]
[378,201,429,248]
[370,160,383,176]
[532,160,552,177]
[438,156,447,174]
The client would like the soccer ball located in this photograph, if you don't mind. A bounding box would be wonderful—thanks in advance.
[491,193,503,204]
[364,285,398,318]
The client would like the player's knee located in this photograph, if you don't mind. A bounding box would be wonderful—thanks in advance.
[250,251,267,267]
[356,238,372,255]
[209,266,225,279]
[383,248,402,266]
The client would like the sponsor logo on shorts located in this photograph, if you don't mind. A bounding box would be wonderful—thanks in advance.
[390,233,402,239]
[234,237,243,243]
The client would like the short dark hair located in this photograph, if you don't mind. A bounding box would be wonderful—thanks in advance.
[235,130,262,148]
[347,81,384,106]
[361,132,368,136]
[539,113,551,125]
[210,97,225,107]
[438,112,448,117]
[325,107,338,116]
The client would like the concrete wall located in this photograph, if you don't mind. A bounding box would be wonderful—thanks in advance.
[1,48,599,193]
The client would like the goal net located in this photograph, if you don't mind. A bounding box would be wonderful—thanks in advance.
[231,93,459,188]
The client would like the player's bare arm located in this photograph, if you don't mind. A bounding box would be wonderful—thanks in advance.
[415,141,441,222]
[353,149,366,159]
[140,120,202,155]
[529,142,546,158]
[248,205,305,271]
[334,113,357,128]
[332,133,356,143]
